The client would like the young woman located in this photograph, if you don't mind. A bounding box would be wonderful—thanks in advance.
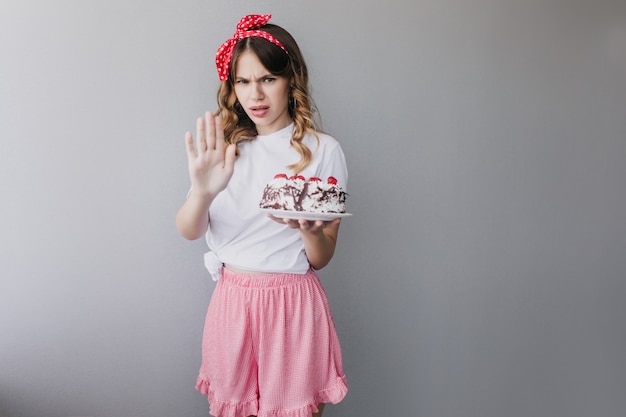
[176,14,348,417]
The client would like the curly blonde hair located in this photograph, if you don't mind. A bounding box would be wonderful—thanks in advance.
[215,23,319,174]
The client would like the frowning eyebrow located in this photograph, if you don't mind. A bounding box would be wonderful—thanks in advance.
[235,74,275,82]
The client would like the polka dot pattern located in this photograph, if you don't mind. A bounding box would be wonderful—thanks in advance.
[215,14,288,81]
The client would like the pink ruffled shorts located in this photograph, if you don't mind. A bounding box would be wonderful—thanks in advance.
[195,267,348,417]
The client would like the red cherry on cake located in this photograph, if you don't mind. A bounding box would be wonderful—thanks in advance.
[274,173,288,179]
[327,176,338,185]
[309,177,322,182]
[289,175,306,181]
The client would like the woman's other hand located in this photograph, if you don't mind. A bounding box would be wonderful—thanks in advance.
[267,214,341,269]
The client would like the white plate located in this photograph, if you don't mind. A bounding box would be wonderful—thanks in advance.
[261,208,353,221]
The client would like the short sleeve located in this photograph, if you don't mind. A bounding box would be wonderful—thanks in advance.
[307,133,349,193]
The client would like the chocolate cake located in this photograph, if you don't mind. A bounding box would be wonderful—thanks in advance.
[259,174,347,213]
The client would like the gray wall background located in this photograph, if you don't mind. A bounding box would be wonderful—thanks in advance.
[1,0,625,416]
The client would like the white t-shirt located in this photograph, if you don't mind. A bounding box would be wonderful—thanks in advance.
[203,123,348,280]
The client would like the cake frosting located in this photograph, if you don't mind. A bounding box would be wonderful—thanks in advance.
[260,174,347,213]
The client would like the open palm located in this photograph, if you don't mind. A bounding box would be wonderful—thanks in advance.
[185,112,236,198]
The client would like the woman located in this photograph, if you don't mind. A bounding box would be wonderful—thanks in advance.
[176,14,348,417]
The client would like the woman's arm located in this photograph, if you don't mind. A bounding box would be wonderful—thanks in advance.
[269,216,342,270]
[300,219,341,269]
[175,191,214,240]
[176,112,236,240]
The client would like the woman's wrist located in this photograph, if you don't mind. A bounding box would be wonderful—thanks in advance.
[188,187,217,203]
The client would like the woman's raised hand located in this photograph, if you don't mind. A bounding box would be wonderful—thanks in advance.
[185,112,236,198]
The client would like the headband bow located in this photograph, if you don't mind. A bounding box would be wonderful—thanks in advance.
[215,14,288,81]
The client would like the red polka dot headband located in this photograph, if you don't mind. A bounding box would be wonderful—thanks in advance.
[215,14,288,81]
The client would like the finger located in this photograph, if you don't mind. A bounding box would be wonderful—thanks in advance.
[196,117,207,152]
[215,115,225,152]
[267,213,288,224]
[323,218,341,230]
[185,131,197,160]
[205,111,216,150]
[297,219,315,230]
[284,218,299,228]
[223,144,236,175]
[302,219,323,231]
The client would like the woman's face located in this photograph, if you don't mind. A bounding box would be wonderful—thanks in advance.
[234,50,292,135]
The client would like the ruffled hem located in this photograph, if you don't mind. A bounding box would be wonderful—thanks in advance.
[259,375,348,417]
[259,403,320,417]
[195,374,348,417]
[314,374,349,406]
[194,375,211,395]
[196,377,259,417]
